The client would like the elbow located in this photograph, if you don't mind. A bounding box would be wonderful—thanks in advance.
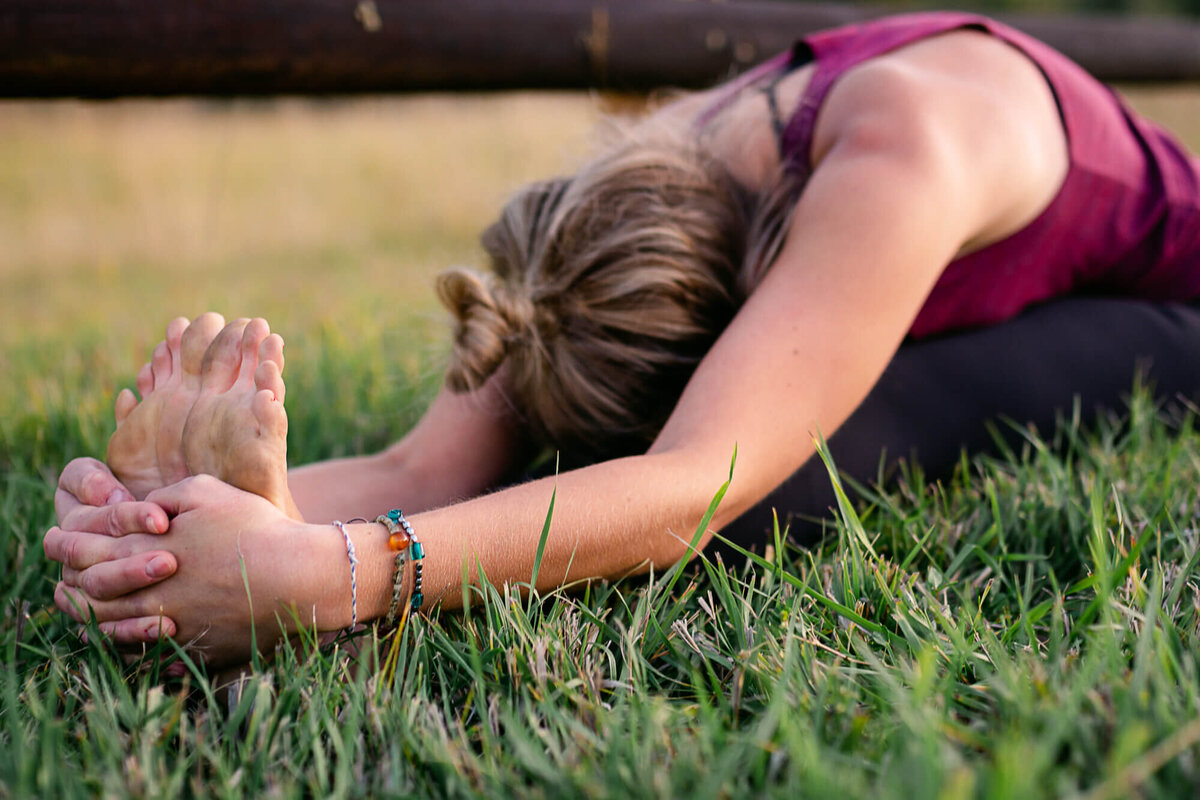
[379,438,412,476]
[631,448,751,569]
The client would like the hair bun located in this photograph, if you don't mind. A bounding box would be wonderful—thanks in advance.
[436,267,535,392]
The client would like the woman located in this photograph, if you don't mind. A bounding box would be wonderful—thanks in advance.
[44,12,1200,668]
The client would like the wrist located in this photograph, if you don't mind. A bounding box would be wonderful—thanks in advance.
[300,520,394,631]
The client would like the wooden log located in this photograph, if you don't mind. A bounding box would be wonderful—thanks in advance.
[2,0,1199,98]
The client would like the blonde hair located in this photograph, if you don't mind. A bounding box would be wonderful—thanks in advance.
[437,123,799,457]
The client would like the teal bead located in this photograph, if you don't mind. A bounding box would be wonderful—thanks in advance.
[411,541,425,560]
[412,593,424,610]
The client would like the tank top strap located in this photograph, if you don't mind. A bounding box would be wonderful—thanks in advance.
[780,11,991,177]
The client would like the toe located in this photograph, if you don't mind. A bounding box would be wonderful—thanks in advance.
[181,312,227,381]
[136,362,154,399]
[255,359,286,404]
[258,332,285,374]
[164,317,189,377]
[200,319,250,394]
[150,341,171,387]
[237,319,271,387]
[114,388,138,425]
[252,388,288,440]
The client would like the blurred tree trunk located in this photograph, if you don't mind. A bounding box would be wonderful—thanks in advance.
[2,0,1199,97]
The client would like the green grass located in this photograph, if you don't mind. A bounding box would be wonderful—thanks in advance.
[5,333,1200,798]
[4,93,1200,798]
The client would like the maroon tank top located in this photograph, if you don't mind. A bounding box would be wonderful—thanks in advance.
[772,12,1200,338]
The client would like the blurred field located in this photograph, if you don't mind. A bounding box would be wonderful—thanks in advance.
[0,92,601,419]
[1121,83,1200,144]
[1,84,1198,351]
[1,85,1197,352]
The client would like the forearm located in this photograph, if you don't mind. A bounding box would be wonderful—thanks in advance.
[290,383,530,524]
[287,451,417,523]
[287,441,521,524]
[319,449,742,625]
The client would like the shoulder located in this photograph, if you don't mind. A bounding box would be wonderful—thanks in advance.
[811,29,1069,250]
[816,30,1055,153]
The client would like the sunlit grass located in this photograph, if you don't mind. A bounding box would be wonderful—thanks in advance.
[6,370,1200,797]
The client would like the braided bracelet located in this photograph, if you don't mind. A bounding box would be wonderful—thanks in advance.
[374,513,409,625]
[332,520,359,629]
[383,509,425,611]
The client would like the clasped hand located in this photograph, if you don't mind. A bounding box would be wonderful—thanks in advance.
[43,314,313,668]
[46,468,312,667]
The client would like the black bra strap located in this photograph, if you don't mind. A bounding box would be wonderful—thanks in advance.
[759,68,791,151]
[758,43,810,153]
[761,82,787,145]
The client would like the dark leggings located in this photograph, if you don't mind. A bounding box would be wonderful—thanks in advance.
[718,297,1200,551]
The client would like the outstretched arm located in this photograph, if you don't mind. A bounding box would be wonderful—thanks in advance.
[366,61,999,604]
[285,376,533,523]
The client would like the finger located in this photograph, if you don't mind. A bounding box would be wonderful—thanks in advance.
[164,316,189,374]
[144,474,224,517]
[55,582,91,624]
[58,498,168,537]
[150,340,171,386]
[81,627,158,658]
[135,361,154,399]
[56,457,132,514]
[113,388,138,426]
[75,551,178,601]
[44,526,144,572]
[56,582,162,624]
[98,615,178,644]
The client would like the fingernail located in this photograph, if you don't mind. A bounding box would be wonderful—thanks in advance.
[106,488,132,505]
[146,556,172,578]
[145,515,164,533]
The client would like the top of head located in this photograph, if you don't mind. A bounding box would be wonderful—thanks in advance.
[437,122,792,458]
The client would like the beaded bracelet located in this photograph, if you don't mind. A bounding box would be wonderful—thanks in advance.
[374,513,409,625]
[332,520,359,629]
[384,509,425,611]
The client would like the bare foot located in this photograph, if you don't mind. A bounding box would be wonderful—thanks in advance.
[181,318,301,519]
[107,313,226,499]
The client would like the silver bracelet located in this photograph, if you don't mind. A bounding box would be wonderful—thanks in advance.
[332,520,358,629]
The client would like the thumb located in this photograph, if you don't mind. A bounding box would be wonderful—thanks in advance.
[58,457,134,508]
[144,474,222,517]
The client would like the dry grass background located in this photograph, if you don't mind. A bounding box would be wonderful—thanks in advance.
[0,93,599,355]
[1,85,1198,407]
